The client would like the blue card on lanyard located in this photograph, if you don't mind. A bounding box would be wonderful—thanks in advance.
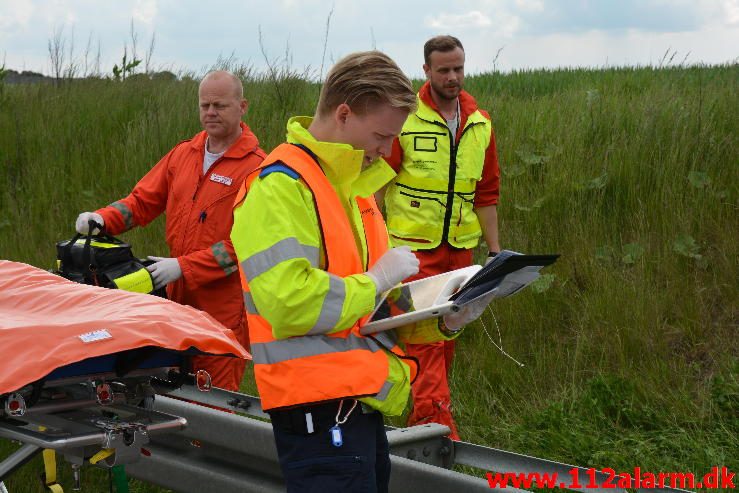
[329,425,343,447]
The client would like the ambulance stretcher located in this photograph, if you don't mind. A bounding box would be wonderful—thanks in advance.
[0,261,250,484]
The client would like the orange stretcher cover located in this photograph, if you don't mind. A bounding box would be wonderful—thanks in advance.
[0,261,250,394]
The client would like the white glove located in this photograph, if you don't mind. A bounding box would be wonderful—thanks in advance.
[75,212,104,234]
[443,291,496,331]
[146,256,183,289]
[365,246,420,294]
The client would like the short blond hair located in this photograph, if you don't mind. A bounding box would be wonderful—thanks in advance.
[316,51,416,117]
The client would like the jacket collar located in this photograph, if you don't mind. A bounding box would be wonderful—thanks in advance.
[285,116,393,198]
[190,121,261,159]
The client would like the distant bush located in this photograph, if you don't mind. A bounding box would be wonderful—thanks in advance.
[151,70,177,81]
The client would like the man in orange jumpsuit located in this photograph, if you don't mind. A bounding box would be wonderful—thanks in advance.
[75,70,265,391]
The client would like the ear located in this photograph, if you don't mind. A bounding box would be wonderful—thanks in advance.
[423,63,432,80]
[335,102,352,126]
[240,98,249,115]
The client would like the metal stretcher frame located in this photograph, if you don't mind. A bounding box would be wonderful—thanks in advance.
[0,347,199,481]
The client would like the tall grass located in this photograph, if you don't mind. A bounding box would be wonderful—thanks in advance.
[454,64,738,477]
[0,64,737,492]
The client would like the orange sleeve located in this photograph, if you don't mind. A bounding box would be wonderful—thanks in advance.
[474,126,500,207]
[96,149,174,234]
[178,239,239,289]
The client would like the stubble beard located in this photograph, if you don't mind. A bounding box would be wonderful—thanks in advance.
[431,80,461,102]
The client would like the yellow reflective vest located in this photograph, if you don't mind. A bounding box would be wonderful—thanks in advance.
[385,95,492,250]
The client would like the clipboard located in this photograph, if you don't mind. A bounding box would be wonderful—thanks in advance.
[359,250,559,335]
[449,252,560,305]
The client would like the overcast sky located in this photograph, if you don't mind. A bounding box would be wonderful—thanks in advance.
[2,0,738,79]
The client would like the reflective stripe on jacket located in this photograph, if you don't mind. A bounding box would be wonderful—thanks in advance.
[385,95,492,249]
[232,134,418,413]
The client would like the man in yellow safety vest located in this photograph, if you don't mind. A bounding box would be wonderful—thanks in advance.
[382,35,502,440]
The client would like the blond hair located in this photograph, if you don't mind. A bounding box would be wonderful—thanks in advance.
[316,51,416,117]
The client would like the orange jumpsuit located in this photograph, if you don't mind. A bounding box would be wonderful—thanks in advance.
[97,122,265,390]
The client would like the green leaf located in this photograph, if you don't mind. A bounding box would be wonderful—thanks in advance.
[505,163,526,177]
[688,171,711,188]
[586,172,609,190]
[515,149,549,166]
[531,274,555,293]
[586,89,600,105]
[673,234,701,259]
[622,243,645,265]
[595,245,614,262]
[513,196,546,212]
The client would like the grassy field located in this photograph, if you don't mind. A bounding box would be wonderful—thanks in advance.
[0,63,737,492]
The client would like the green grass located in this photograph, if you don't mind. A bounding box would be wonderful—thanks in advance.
[1,64,737,492]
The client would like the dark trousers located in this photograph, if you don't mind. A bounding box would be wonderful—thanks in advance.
[269,400,391,493]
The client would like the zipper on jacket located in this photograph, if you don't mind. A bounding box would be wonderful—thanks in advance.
[428,120,456,245]
[396,182,446,195]
[193,154,226,200]
[183,154,225,255]
[398,190,445,207]
[426,118,484,244]
[399,130,447,137]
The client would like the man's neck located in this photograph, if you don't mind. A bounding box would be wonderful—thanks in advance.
[207,127,241,154]
[429,86,458,120]
[307,117,331,143]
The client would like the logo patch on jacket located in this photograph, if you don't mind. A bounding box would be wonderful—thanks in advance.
[210,173,233,186]
[414,136,437,152]
[410,200,420,208]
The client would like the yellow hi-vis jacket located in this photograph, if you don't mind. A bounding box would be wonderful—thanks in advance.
[385,95,492,250]
[231,117,456,415]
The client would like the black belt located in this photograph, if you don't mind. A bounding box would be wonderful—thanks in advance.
[269,400,375,435]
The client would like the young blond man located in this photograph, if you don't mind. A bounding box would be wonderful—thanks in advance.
[231,51,490,492]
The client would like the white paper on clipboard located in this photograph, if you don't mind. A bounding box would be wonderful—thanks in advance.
[359,265,481,335]
[359,251,559,335]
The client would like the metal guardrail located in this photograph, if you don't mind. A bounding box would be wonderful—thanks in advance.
[0,385,695,493]
[125,388,692,493]
[126,395,495,492]
[0,444,40,481]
